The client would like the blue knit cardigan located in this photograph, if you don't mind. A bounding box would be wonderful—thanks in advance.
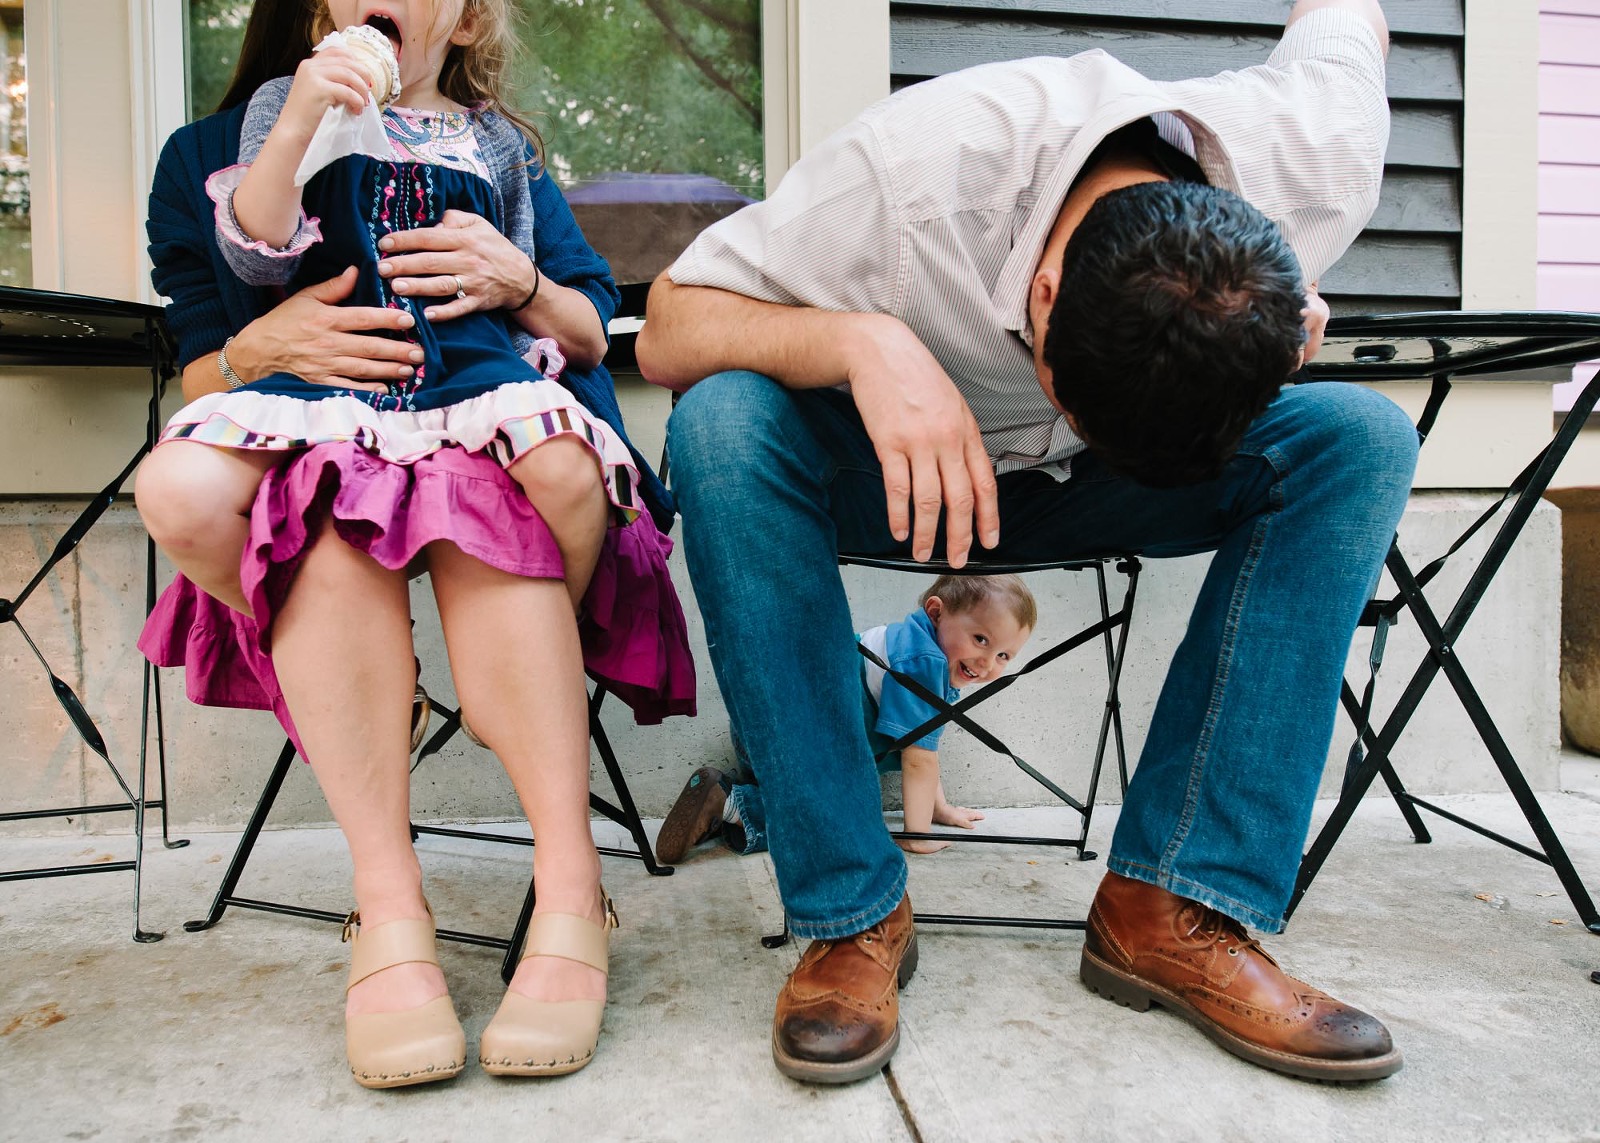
[146,103,672,528]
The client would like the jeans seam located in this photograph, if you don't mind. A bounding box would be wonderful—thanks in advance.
[787,864,908,941]
[1157,488,1279,880]
[1107,857,1282,933]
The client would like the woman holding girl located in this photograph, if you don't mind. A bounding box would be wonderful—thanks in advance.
[137,0,690,1089]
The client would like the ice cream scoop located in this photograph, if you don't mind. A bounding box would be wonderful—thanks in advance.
[339,23,401,108]
[295,26,400,185]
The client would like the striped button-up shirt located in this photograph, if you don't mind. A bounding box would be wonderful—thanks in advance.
[667,9,1389,477]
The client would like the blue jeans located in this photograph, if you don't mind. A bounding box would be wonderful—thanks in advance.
[667,373,1418,938]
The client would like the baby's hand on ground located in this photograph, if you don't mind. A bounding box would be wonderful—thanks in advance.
[932,802,984,829]
[898,838,952,855]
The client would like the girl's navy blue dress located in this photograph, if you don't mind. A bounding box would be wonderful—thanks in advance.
[166,102,642,518]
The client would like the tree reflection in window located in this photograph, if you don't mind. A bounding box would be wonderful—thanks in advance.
[0,2,28,288]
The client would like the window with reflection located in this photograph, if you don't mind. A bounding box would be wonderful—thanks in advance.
[185,0,763,288]
[0,0,28,288]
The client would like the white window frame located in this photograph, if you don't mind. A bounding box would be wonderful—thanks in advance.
[22,0,186,302]
[762,0,888,193]
[20,0,60,291]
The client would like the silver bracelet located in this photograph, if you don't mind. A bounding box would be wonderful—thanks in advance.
[218,336,245,389]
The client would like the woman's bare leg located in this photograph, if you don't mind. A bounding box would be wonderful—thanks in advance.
[506,437,610,611]
[427,540,605,1002]
[134,442,278,614]
[270,523,442,1018]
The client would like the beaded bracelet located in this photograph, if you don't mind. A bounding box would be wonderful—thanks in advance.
[513,258,541,311]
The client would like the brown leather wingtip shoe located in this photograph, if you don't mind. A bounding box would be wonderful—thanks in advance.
[773,894,918,1084]
[1080,872,1402,1083]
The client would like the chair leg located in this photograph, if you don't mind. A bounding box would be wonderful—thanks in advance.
[761,914,792,949]
[1076,558,1141,860]
[1338,678,1432,845]
[129,699,162,944]
[1419,614,1600,933]
[185,739,297,933]
[588,686,673,876]
[500,875,537,983]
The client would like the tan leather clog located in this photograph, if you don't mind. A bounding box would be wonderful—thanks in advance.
[479,891,618,1077]
[342,911,467,1089]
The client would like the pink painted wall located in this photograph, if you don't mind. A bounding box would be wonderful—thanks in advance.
[1541,4,1600,408]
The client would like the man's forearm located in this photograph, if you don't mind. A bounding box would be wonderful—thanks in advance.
[637,272,891,393]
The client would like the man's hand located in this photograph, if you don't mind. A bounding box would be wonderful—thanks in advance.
[1302,281,1330,365]
[1287,0,1388,53]
[847,315,1000,567]
[639,279,999,565]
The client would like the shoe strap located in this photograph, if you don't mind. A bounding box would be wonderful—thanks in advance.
[345,915,441,993]
[519,912,612,975]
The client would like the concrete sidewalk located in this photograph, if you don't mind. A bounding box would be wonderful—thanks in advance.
[5,785,1600,1143]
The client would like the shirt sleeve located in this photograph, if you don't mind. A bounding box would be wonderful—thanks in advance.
[210,78,322,287]
[873,653,952,752]
[1207,7,1391,283]
[667,116,902,314]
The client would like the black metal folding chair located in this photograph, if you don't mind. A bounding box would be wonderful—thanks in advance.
[184,683,672,983]
[1288,311,1600,935]
[0,287,189,943]
[761,553,1141,948]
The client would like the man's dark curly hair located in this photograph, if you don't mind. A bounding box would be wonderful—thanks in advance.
[1044,180,1306,488]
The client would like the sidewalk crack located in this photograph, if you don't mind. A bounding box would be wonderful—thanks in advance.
[884,1063,926,1143]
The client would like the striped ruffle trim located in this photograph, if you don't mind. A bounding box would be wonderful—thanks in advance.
[159,379,643,521]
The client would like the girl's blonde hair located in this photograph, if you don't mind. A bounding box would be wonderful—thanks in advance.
[312,0,544,159]
[919,574,1037,632]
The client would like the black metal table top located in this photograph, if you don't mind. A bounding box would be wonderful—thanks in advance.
[0,285,173,370]
[1308,310,1600,383]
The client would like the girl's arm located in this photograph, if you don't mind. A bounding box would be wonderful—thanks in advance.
[150,109,420,402]
[231,49,370,248]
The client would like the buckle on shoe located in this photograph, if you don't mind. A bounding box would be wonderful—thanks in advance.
[341,910,360,943]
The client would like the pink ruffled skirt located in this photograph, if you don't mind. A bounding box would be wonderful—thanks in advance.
[138,442,695,759]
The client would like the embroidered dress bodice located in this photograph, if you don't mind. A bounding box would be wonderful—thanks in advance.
[242,107,534,414]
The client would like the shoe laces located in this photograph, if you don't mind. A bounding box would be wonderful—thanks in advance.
[803,917,893,969]
[1179,904,1272,964]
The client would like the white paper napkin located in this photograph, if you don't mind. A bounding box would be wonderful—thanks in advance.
[292,30,397,187]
